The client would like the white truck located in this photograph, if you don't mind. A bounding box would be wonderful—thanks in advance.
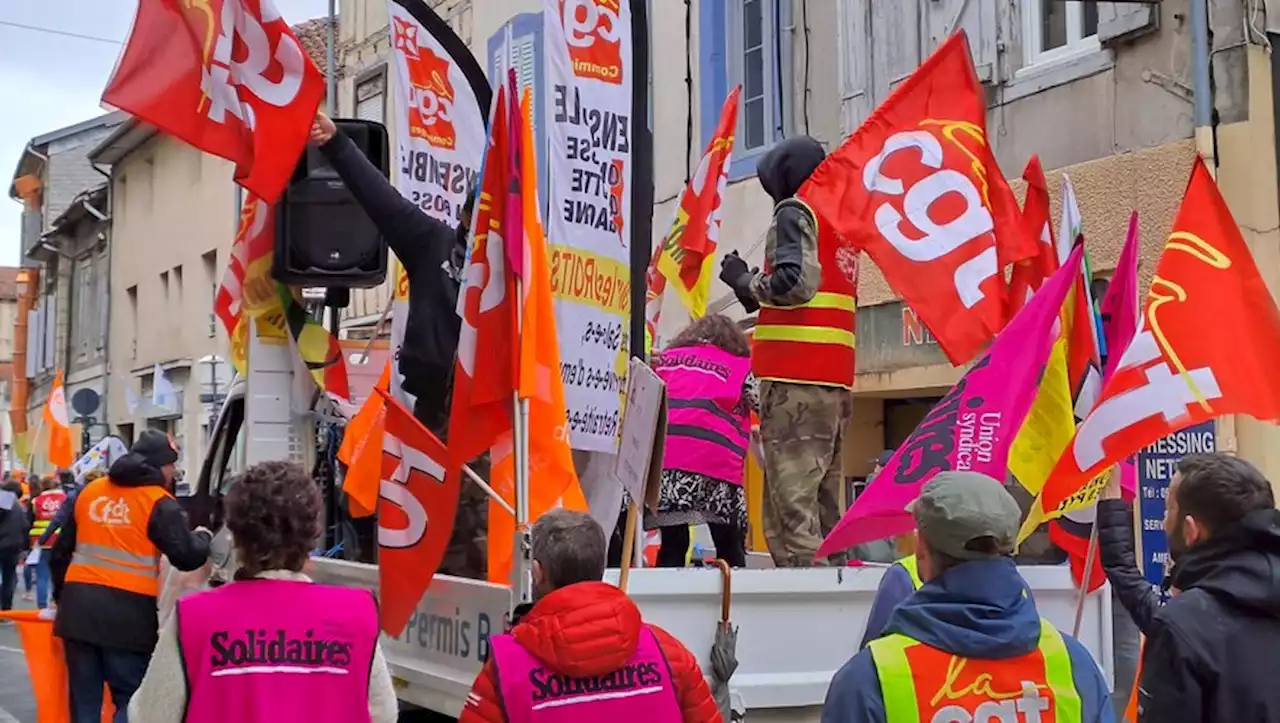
[187,322,1115,721]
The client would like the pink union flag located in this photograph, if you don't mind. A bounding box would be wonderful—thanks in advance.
[818,245,1086,557]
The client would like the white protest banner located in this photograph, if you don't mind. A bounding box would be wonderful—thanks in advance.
[543,0,634,453]
[386,1,487,409]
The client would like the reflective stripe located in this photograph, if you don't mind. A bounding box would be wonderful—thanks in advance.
[752,325,855,347]
[868,634,921,723]
[760,291,856,312]
[897,556,922,590]
[70,552,160,580]
[1039,620,1082,722]
[869,618,1081,723]
[76,542,160,570]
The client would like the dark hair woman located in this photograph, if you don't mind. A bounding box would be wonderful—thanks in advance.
[127,461,396,723]
[648,314,757,567]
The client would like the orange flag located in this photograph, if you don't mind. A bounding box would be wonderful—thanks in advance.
[376,392,461,635]
[337,363,391,518]
[486,89,587,585]
[0,611,113,723]
[1022,157,1280,535]
[44,371,73,469]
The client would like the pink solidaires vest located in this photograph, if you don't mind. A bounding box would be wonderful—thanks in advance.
[653,344,752,485]
[177,579,378,723]
[490,628,682,722]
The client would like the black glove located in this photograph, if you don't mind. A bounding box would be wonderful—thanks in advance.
[719,252,761,313]
[719,251,751,289]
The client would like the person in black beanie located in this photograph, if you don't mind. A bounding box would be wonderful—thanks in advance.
[51,429,212,722]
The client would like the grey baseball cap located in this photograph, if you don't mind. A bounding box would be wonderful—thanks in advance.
[913,471,1021,560]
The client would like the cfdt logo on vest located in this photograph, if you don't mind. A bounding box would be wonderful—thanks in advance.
[561,0,623,84]
[89,497,133,526]
[393,17,458,149]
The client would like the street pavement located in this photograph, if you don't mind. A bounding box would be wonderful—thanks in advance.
[0,577,39,723]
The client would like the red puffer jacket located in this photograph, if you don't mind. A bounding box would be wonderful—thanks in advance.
[459,581,721,723]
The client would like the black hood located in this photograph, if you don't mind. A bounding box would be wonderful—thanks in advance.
[1171,508,1280,616]
[106,453,167,489]
[756,136,826,204]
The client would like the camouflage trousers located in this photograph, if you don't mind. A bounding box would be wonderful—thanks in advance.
[759,380,852,567]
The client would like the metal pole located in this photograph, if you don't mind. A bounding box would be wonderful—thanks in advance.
[326,0,337,116]
[1189,0,1212,129]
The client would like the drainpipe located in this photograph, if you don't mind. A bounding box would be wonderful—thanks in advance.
[93,162,113,436]
[1190,0,1217,168]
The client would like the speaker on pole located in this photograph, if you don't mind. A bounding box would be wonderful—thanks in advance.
[272,119,392,289]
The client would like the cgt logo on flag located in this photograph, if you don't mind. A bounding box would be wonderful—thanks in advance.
[187,0,309,129]
[393,17,458,150]
[560,0,624,84]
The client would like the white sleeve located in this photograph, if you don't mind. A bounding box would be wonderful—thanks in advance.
[127,616,187,723]
[368,643,399,723]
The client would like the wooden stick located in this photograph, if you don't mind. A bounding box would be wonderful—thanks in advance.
[617,500,640,592]
[462,464,514,517]
[1072,514,1101,638]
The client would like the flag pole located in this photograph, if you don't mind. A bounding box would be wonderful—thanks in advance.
[25,415,45,475]
[513,271,534,606]
[1071,467,1110,638]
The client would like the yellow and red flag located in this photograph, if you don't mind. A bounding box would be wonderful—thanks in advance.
[654,85,740,320]
[1022,157,1280,538]
[376,391,461,635]
[222,195,349,399]
[44,371,73,469]
[337,363,392,518]
[801,31,1023,364]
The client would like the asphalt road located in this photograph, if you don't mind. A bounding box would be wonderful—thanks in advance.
[0,590,37,723]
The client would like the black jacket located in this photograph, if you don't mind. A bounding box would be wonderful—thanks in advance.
[1137,508,1280,723]
[1098,499,1161,634]
[319,130,464,429]
[51,454,212,653]
[0,503,29,555]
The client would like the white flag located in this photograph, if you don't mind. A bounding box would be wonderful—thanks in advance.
[153,364,177,412]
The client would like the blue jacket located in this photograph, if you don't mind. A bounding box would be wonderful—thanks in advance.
[824,557,1113,723]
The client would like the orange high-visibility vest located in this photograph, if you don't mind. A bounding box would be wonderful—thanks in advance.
[63,477,171,597]
[870,619,1083,722]
[752,198,856,390]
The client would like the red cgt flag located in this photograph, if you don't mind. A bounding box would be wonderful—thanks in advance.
[1008,155,1058,316]
[376,391,461,636]
[103,0,325,203]
[1022,157,1280,536]
[800,31,1023,365]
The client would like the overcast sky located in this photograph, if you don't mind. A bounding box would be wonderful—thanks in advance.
[0,0,329,267]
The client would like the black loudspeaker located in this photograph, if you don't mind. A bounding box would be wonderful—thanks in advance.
[273,119,390,289]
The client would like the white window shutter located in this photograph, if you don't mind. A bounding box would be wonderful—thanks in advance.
[870,1,923,102]
[1097,3,1158,45]
[355,74,386,124]
[922,0,998,83]
[26,309,38,378]
[515,34,538,140]
[837,0,872,137]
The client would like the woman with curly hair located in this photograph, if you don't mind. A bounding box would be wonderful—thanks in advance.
[648,314,757,567]
[128,461,396,723]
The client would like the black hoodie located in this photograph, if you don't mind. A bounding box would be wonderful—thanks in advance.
[319,130,466,432]
[741,137,828,308]
[51,454,211,653]
[1137,508,1280,722]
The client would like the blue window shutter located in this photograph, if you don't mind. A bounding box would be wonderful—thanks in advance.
[698,0,728,157]
[485,13,548,202]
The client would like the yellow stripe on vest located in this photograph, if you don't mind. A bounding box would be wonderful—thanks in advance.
[869,618,1082,723]
[760,291,856,312]
[752,325,855,347]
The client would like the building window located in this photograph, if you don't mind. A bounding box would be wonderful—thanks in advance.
[1024,0,1099,69]
[203,250,219,338]
[354,71,386,124]
[127,285,138,360]
[700,0,791,181]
